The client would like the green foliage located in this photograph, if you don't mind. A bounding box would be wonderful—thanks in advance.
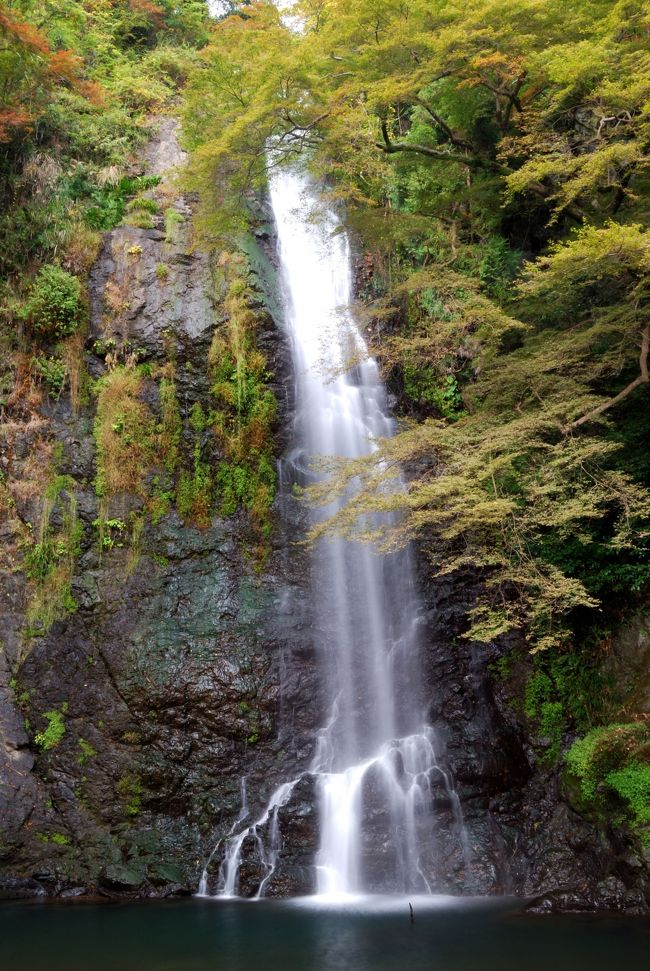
[93,366,156,501]
[93,517,127,551]
[175,401,213,528]
[84,175,161,231]
[20,265,83,339]
[216,457,276,530]
[34,707,67,752]
[524,671,567,763]
[77,737,97,766]
[478,238,522,301]
[402,366,465,419]
[117,772,143,817]
[31,354,67,395]
[606,764,650,832]
[164,207,183,244]
[24,475,81,637]
[177,464,213,529]
[207,254,278,553]
[565,722,650,839]
[0,0,209,346]
[37,832,70,846]
[50,833,70,846]
[158,369,182,474]
[524,672,553,720]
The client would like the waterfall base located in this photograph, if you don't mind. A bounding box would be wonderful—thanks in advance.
[199,728,469,900]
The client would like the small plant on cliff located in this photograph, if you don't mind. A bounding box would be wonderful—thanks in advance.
[565,722,650,841]
[207,253,278,557]
[94,366,155,500]
[31,354,67,395]
[176,402,213,529]
[117,772,143,817]
[24,475,82,639]
[77,737,97,766]
[164,208,183,244]
[34,706,68,752]
[158,366,182,475]
[20,265,83,339]
[92,517,127,551]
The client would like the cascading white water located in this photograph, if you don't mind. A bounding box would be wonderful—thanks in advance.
[201,163,469,899]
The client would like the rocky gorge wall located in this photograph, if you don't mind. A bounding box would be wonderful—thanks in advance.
[0,118,323,899]
[0,118,648,913]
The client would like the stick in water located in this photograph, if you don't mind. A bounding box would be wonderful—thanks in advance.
[409,902,414,924]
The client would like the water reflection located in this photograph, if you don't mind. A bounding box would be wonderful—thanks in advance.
[1,897,648,971]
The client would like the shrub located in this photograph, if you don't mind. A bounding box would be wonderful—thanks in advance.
[61,220,102,275]
[565,722,650,839]
[607,763,650,829]
[31,354,67,395]
[22,265,83,339]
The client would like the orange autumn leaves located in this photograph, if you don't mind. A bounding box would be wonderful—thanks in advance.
[127,0,165,25]
[0,4,104,143]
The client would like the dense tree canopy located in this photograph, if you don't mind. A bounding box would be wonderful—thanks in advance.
[0,0,210,279]
[184,0,650,654]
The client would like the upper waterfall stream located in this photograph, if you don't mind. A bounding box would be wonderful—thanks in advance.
[200,165,468,899]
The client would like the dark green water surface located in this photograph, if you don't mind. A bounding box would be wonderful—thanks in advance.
[1,895,647,971]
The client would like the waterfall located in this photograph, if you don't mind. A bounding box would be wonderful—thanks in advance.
[203,164,468,898]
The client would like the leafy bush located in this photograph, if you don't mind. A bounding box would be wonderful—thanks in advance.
[21,265,82,339]
[31,354,67,394]
[606,764,650,829]
[402,363,465,418]
[81,174,161,231]
[140,45,200,86]
[565,722,650,839]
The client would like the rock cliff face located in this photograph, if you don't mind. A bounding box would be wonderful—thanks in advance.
[415,569,650,913]
[0,119,322,899]
[0,119,648,912]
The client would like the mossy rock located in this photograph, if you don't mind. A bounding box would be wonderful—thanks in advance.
[103,863,146,888]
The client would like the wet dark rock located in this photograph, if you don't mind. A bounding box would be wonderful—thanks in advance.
[0,877,46,899]
[414,560,650,910]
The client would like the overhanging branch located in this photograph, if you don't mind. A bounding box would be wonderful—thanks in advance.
[376,121,506,172]
[563,324,650,433]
